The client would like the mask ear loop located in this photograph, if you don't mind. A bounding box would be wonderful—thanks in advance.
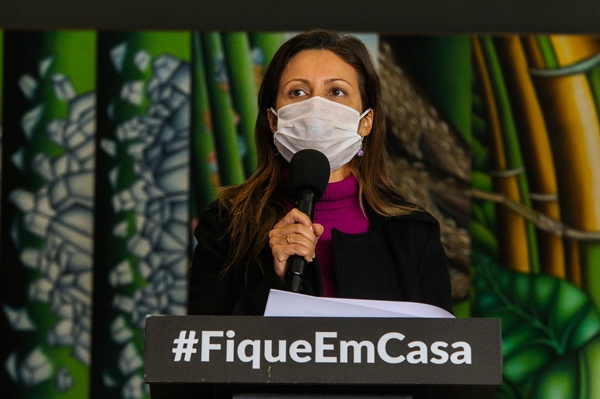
[356,108,371,157]
[270,108,280,156]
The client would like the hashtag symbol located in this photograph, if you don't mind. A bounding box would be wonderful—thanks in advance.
[172,330,198,362]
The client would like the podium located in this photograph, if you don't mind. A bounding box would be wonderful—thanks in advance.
[145,316,502,399]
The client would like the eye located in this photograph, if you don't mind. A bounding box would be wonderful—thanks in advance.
[289,88,307,97]
[330,88,346,97]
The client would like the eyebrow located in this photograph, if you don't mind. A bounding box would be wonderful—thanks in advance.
[282,78,354,88]
[325,78,353,87]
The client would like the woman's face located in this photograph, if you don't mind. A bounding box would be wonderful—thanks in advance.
[266,49,374,182]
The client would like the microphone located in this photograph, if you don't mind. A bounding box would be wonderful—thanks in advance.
[285,149,330,292]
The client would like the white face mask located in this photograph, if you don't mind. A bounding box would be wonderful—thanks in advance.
[271,96,371,171]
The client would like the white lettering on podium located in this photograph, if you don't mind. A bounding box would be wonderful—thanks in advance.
[172,330,198,362]
[315,332,338,363]
[226,330,235,362]
[264,340,287,363]
[237,339,261,369]
[430,341,449,364]
[451,341,472,364]
[289,340,312,363]
[377,332,406,364]
[201,331,223,362]
[340,340,375,363]
[173,330,473,369]
[407,341,428,364]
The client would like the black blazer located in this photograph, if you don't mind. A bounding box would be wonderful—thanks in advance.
[187,201,452,315]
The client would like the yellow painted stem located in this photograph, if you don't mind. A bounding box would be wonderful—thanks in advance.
[494,36,566,278]
[550,36,600,65]
[565,239,582,286]
[473,37,531,273]
[525,35,600,300]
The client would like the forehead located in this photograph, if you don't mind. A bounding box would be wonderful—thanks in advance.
[280,49,358,84]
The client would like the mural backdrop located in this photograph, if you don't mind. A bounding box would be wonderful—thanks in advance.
[0,31,599,399]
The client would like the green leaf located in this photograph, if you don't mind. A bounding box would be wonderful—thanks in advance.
[472,251,600,398]
[531,333,600,399]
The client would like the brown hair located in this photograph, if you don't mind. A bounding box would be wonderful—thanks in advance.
[217,30,415,274]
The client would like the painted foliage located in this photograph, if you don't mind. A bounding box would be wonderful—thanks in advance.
[469,36,600,399]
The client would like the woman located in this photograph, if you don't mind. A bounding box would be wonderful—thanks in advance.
[188,30,452,315]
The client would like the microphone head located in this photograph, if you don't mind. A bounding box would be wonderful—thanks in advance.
[289,149,330,200]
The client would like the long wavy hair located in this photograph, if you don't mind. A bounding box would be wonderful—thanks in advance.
[217,30,416,274]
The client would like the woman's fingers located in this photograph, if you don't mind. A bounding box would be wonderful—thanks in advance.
[269,224,317,248]
[270,238,315,277]
[269,228,316,261]
[312,223,324,238]
[269,209,321,278]
[273,208,313,229]
[269,209,319,247]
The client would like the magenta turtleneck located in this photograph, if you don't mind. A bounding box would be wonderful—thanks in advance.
[312,175,370,297]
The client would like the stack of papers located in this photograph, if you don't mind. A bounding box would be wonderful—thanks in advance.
[264,289,454,318]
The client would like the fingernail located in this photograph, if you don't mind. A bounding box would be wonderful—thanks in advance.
[310,225,314,231]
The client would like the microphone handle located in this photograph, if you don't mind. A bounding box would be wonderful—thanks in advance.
[296,189,316,220]
[285,189,317,292]
[285,255,307,293]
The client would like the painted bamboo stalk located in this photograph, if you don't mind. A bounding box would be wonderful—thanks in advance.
[535,36,559,68]
[190,32,219,220]
[590,65,600,114]
[493,36,566,278]
[222,32,259,177]
[473,37,534,274]
[249,33,285,80]
[550,35,600,307]
[565,240,582,286]
[522,36,582,285]
[524,35,600,306]
[201,32,245,186]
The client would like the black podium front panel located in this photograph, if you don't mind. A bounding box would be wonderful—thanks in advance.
[145,316,501,398]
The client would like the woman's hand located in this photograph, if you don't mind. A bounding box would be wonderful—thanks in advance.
[268,209,324,280]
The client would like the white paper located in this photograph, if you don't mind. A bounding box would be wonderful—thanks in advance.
[264,289,454,318]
